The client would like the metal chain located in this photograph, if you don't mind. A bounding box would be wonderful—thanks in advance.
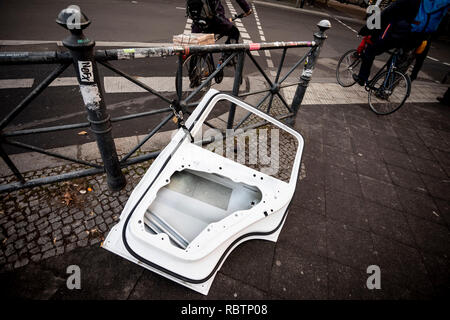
[169,103,194,142]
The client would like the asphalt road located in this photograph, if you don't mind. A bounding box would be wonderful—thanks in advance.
[1,0,449,154]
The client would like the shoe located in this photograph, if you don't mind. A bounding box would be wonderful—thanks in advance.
[189,79,200,88]
[351,52,360,59]
[215,64,224,84]
[352,74,365,86]
[437,97,450,106]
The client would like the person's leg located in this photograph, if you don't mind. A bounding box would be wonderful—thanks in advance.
[211,15,238,63]
[225,25,240,44]
[221,26,240,65]
[437,87,450,106]
[410,40,430,81]
[357,39,390,84]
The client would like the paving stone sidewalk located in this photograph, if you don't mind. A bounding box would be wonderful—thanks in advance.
[1,98,450,299]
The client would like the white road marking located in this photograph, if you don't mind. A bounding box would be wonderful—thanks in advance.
[2,75,445,105]
[334,17,358,34]
[0,79,34,89]
[0,76,237,93]
[104,76,236,93]
[427,56,439,62]
[251,3,275,71]
[48,77,78,87]
[224,0,260,56]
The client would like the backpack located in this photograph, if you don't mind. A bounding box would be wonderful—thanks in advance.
[186,0,217,24]
[411,0,450,33]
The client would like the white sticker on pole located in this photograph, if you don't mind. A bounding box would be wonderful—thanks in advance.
[78,61,94,83]
[79,84,101,111]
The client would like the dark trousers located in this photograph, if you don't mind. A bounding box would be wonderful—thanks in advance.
[191,16,240,44]
[358,35,419,82]
[440,87,450,105]
[192,17,240,62]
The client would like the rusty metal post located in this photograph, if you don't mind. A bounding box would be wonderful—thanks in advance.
[291,20,331,116]
[56,6,126,191]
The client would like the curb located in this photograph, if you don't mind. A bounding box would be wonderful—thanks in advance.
[253,0,365,25]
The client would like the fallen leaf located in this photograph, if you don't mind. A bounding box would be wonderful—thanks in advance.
[63,192,73,206]
[78,131,88,135]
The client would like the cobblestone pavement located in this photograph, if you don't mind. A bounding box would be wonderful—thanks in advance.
[1,98,450,299]
[0,162,151,272]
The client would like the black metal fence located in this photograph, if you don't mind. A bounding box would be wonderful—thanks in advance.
[0,6,330,193]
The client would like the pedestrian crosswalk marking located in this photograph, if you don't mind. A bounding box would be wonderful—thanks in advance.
[0,79,34,89]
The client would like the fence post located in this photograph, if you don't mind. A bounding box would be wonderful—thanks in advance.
[290,20,331,116]
[227,51,245,129]
[56,7,126,191]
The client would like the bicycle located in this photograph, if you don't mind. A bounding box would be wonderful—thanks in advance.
[336,47,412,115]
[175,13,246,102]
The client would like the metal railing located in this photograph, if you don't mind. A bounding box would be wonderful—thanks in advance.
[0,6,330,193]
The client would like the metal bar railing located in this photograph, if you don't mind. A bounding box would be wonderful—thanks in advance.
[98,61,174,105]
[2,107,172,138]
[0,5,331,193]
[2,139,102,169]
[98,40,316,61]
[227,52,246,129]
[120,113,173,163]
[233,91,272,130]
[0,145,25,184]
[0,41,316,65]
[267,48,287,114]
[0,63,70,131]
[0,51,72,65]
[182,52,238,105]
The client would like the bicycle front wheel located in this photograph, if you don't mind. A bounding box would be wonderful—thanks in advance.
[176,53,213,104]
[336,49,361,87]
[368,70,411,115]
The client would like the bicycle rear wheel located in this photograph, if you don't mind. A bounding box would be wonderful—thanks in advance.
[176,53,214,104]
[336,49,361,87]
[368,70,411,115]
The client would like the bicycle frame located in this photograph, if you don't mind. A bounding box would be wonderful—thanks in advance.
[365,49,400,92]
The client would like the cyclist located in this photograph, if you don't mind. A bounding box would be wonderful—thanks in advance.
[186,0,253,86]
[188,0,252,45]
[353,0,449,86]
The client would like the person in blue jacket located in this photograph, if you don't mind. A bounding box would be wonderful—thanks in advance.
[353,0,449,85]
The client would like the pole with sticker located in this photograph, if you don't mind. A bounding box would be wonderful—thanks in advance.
[291,20,331,117]
[56,6,126,191]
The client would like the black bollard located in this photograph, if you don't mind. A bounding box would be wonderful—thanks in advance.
[291,19,331,116]
[56,6,126,191]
